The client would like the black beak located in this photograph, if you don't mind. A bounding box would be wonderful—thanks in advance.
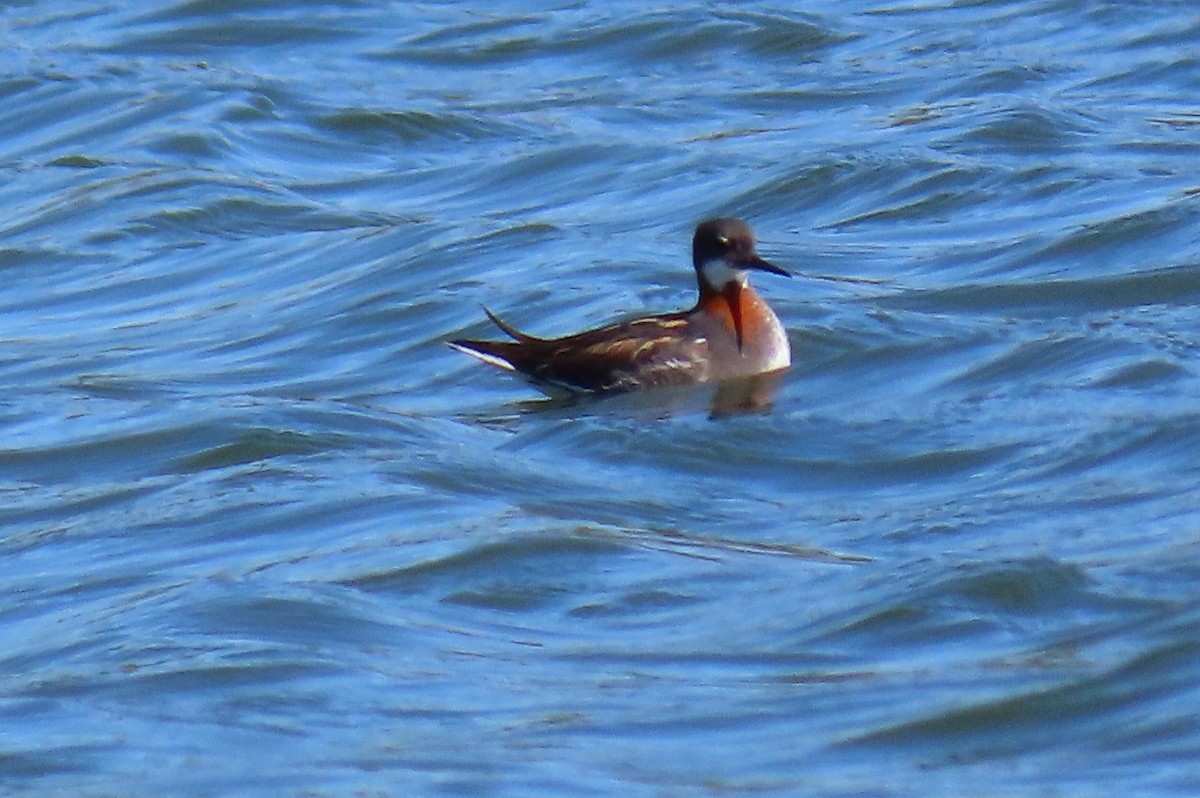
[741,254,791,278]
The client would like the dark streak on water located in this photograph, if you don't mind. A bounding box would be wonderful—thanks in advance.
[3,1,1200,796]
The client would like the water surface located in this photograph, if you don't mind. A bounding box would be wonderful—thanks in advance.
[3,1,1200,796]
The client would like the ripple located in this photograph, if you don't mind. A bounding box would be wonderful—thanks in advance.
[885,262,1200,316]
[390,8,845,67]
[314,107,523,146]
[1088,359,1189,389]
[347,532,628,604]
[851,633,1200,772]
[954,104,1097,154]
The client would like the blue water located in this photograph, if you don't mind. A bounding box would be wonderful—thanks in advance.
[3,1,1200,795]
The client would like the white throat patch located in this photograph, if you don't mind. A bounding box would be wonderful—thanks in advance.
[699,258,748,291]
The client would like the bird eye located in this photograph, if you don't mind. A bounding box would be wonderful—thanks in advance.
[717,235,730,248]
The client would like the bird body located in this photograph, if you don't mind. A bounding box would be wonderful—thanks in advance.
[449,218,790,393]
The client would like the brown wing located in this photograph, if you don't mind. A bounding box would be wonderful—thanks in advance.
[519,316,711,391]
[451,313,711,392]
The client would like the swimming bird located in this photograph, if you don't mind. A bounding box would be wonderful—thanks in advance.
[448,218,790,393]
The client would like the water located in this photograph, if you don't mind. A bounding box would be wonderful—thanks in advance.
[3,0,1200,795]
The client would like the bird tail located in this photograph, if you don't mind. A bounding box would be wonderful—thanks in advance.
[446,338,521,371]
[448,307,542,371]
[482,307,535,342]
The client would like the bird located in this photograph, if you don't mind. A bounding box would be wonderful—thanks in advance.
[448,218,790,393]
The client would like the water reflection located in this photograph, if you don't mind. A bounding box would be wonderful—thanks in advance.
[470,370,788,422]
[708,370,786,418]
